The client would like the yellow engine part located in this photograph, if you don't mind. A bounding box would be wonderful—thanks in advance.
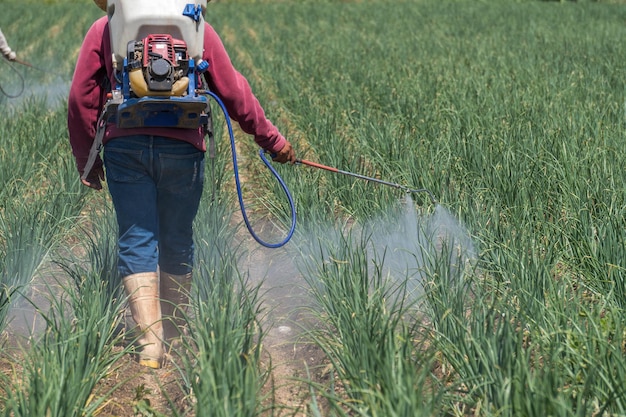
[129,68,189,97]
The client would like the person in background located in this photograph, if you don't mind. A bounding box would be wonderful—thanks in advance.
[0,28,16,61]
[68,0,296,369]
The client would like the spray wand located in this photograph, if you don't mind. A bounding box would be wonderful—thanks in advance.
[296,159,437,205]
[0,57,65,98]
[12,58,45,73]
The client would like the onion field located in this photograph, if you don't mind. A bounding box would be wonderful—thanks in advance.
[1,0,626,416]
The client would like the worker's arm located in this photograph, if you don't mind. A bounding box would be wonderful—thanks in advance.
[67,17,109,186]
[0,29,16,61]
[202,23,294,162]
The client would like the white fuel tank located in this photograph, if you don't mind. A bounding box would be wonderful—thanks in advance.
[105,0,207,70]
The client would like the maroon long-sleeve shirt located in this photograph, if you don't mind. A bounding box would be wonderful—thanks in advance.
[68,16,286,175]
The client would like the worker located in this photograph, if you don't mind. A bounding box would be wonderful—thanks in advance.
[0,28,16,61]
[67,0,296,369]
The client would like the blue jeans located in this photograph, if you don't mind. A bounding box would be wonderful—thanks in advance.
[104,135,205,277]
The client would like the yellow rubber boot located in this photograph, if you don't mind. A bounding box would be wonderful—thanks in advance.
[123,272,164,369]
[160,271,192,344]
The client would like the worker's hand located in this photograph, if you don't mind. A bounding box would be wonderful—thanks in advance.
[81,166,105,190]
[271,141,296,164]
[4,51,16,61]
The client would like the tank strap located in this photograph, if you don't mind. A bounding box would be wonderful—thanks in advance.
[81,103,111,181]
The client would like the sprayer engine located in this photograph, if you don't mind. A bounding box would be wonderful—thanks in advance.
[127,34,190,95]
[108,33,209,130]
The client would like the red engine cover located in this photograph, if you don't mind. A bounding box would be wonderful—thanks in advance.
[142,34,187,67]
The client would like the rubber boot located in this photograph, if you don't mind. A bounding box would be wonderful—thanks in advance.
[123,272,164,369]
[160,271,192,344]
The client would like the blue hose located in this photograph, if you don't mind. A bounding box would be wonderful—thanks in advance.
[206,91,296,248]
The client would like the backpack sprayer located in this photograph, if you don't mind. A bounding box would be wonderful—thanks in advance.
[89,0,210,132]
[82,0,436,249]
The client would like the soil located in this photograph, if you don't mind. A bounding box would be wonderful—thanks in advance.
[0,244,330,417]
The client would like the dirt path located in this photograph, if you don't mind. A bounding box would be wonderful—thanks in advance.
[244,244,326,416]
[0,242,327,416]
